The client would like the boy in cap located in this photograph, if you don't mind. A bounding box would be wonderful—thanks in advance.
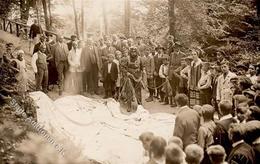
[159,54,171,104]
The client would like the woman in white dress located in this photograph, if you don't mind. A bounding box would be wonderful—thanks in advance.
[65,41,82,94]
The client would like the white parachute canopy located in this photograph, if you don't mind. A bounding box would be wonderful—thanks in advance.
[30,92,175,164]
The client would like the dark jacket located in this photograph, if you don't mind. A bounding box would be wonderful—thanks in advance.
[228,142,256,164]
[173,106,200,148]
[103,62,118,82]
[67,41,73,51]
[33,42,51,58]
[29,24,42,39]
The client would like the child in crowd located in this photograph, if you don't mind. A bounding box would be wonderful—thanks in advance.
[185,144,204,164]
[165,143,185,164]
[147,136,167,164]
[102,54,118,98]
[207,145,228,164]
[159,55,171,105]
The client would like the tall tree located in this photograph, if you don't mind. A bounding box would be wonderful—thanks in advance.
[20,0,31,22]
[168,0,175,37]
[47,0,52,27]
[81,0,84,39]
[41,0,50,30]
[124,0,130,37]
[102,0,108,35]
[72,0,79,37]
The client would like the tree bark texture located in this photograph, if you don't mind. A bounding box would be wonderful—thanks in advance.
[124,0,130,37]
[41,0,50,30]
[168,0,175,37]
[72,0,79,38]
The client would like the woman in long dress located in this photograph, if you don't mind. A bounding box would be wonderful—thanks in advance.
[65,41,82,94]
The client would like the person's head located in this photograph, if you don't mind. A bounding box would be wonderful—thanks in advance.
[219,100,232,116]
[185,144,204,164]
[202,62,210,72]
[239,77,253,91]
[16,50,24,61]
[221,62,229,74]
[139,132,154,151]
[105,40,111,47]
[6,43,13,53]
[211,65,221,76]
[168,136,183,149]
[248,65,256,76]
[202,104,215,122]
[228,123,243,143]
[162,56,169,65]
[129,47,138,58]
[193,105,202,115]
[39,35,46,43]
[191,50,199,62]
[175,94,189,107]
[71,35,77,41]
[236,105,250,122]
[115,50,122,60]
[207,145,226,164]
[248,106,260,121]
[167,35,174,43]
[240,120,260,144]
[237,64,248,76]
[184,56,193,65]
[165,143,184,164]
[39,44,46,53]
[158,47,164,54]
[107,54,115,63]
[149,136,167,159]
[57,35,64,43]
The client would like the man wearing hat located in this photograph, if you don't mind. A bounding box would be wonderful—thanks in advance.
[67,35,77,51]
[33,35,51,55]
[31,44,48,93]
[236,64,248,76]
[3,43,15,62]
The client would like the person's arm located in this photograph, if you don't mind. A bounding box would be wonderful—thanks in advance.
[197,127,206,149]
[180,67,189,80]
[31,53,38,73]
[173,116,184,138]
[200,74,212,90]
[29,25,33,39]
[159,65,166,78]
[151,57,155,77]
[216,76,221,101]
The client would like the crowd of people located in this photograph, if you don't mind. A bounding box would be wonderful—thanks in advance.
[1,19,260,164]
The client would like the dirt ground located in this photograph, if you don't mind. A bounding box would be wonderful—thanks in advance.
[0,30,177,115]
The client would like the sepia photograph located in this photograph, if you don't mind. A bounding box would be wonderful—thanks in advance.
[0,0,260,163]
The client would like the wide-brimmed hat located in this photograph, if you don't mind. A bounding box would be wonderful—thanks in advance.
[236,64,248,71]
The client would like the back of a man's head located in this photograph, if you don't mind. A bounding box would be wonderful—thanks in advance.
[150,136,167,159]
[168,136,183,150]
[219,100,232,116]
[185,144,204,164]
[175,94,189,107]
[202,104,215,121]
[165,143,184,164]
[207,145,226,164]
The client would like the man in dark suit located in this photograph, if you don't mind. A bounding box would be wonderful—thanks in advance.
[173,94,200,148]
[81,38,102,95]
[228,124,256,164]
[102,54,118,98]
[33,35,51,56]
[213,100,237,156]
[53,35,69,95]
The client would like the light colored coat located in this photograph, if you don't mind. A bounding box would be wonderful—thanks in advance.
[216,71,237,102]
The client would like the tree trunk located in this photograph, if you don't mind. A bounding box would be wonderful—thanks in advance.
[47,0,52,28]
[41,0,50,30]
[124,0,130,37]
[72,0,79,38]
[102,0,108,35]
[168,0,175,37]
[81,0,85,39]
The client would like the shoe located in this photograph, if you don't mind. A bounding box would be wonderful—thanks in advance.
[145,96,153,102]
[163,102,169,105]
